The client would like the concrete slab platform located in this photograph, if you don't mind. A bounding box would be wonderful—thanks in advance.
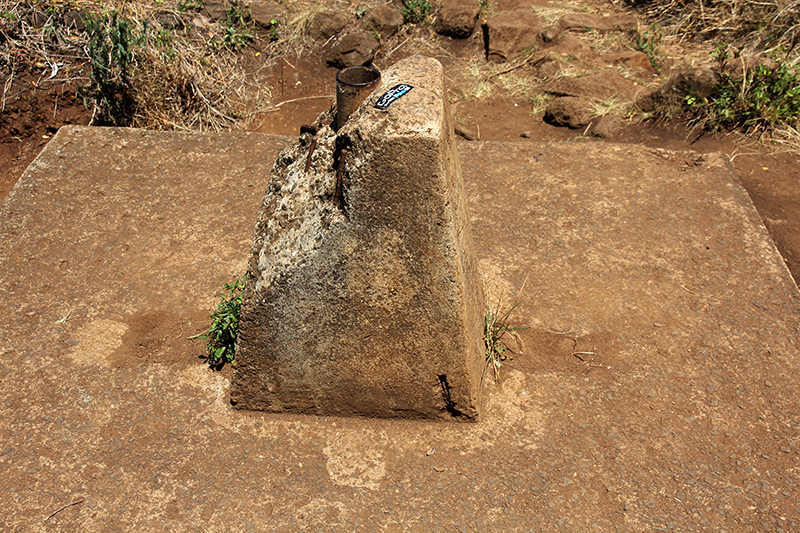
[1,126,799,531]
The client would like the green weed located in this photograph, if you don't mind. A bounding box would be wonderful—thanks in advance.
[266,18,279,41]
[402,0,430,24]
[193,278,245,367]
[83,10,142,125]
[687,44,800,132]
[178,0,204,12]
[482,296,526,384]
[632,26,662,73]
[219,5,254,48]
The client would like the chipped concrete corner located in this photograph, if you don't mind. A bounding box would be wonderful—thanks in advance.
[231,56,485,420]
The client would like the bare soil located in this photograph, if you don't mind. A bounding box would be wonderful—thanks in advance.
[0,66,91,199]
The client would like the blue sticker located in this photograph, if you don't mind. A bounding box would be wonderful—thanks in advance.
[375,84,414,110]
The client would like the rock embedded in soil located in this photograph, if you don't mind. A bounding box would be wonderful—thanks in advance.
[602,50,652,72]
[544,96,594,128]
[666,64,718,99]
[454,123,478,140]
[327,32,380,68]
[591,114,626,139]
[435,0,481,39]
[535,54,563,79]
[483,9,545,62]
[549,36,596,62]
[724,55,776,79]
[233,56,485,420]
[363,4,404,36]
[548,70,641,101]
[540,25,561,43]
[203,0,230,21]
[558,13,638,32]
[308,10,349,40]
[249,0,284,28]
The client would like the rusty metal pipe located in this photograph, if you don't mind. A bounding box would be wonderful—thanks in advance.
[335,66,381,131]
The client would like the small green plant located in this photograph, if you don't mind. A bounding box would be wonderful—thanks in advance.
[219,5,254,48]
[482,296,525,384]
[354,5,367,19]
[83,10,142,125]
[633,26,662,73]
[178,0,204,12]
[402,0,431,24]
[194,277,245,367]
[267,18,279,41]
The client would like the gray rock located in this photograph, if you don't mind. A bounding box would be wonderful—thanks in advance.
[435,0,480,39]
[327,32,380,68]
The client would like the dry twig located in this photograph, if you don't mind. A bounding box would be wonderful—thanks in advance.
[44,498,85,522]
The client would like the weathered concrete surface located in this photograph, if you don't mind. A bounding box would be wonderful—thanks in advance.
[1,127,799,532]
[233,57,485,419]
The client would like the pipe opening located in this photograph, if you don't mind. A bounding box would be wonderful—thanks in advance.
[336,65,381,87]
[335,66,381,131]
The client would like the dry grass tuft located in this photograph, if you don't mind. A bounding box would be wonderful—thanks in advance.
[633,0,800,58]
[0,0,285,131]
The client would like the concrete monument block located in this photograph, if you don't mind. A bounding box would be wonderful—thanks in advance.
[231,56,485,420]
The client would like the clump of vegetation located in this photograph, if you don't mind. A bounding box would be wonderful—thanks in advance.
[482,296,525,384]
[632,26,662,73]
[83,10,140,125]
[0,0,278,131]
[194,277,245,367]
[685,44,800,132]
[402,0,431,24]
[218,4,254,49]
